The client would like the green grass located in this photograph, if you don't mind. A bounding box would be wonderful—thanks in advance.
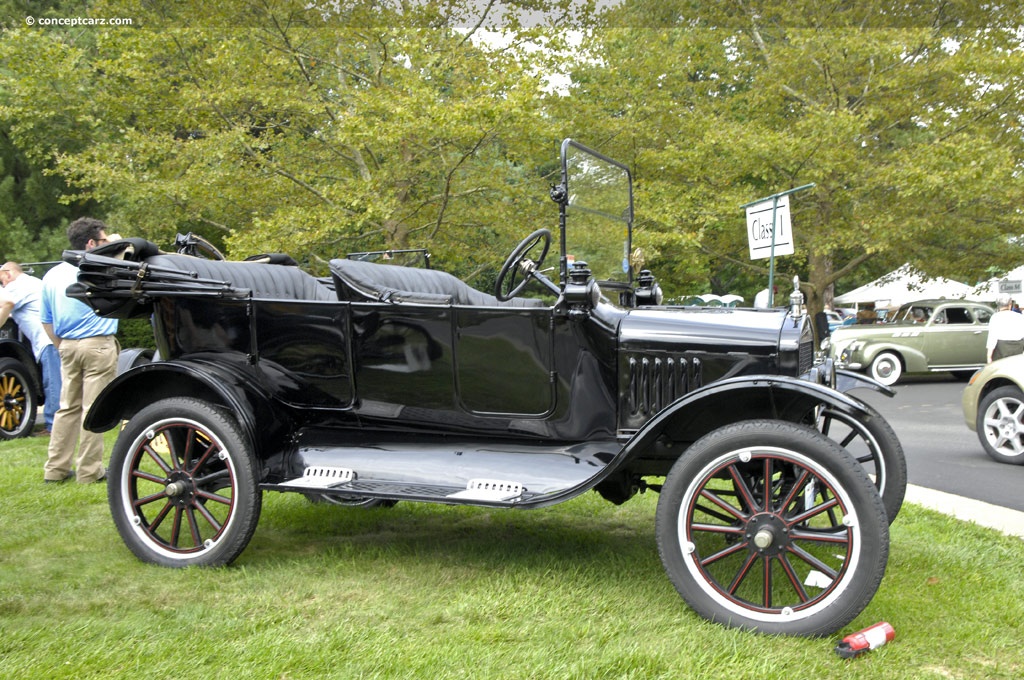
[1,432,1022,679]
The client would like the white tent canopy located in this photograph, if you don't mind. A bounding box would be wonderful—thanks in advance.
[971,264,1024,298]
[834,264,982,308]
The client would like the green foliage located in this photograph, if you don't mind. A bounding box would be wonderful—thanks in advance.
[2,0,1023,307]
[0,0,588,284]
[560,0,1024,307]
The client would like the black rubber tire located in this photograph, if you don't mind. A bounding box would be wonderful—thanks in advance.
[817,399,907,523]
[0,357,38,440]
[655,419,889,636]
[108,397,261,567]
[976,386,1024,465]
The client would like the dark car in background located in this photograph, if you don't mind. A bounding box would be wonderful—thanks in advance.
[68,140,903,637]
[0,262,58,439]
[0,316,42,439]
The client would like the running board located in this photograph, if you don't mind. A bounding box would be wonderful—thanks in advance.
[272,469,528,504]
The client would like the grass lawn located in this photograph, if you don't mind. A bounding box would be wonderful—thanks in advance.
[1,431,1022,679]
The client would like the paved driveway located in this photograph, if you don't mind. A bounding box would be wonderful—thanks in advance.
[856,374,1024,513]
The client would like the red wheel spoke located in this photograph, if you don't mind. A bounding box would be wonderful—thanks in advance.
[144,443,173,474]
[778,554,811,603]
[726,464,760,513]
[777,469,811,514]
[700,540,749,567]
[727,552,759,596]
[170,507,183,548]
[789,527,851,547]
[189,439,220,475]
[761,556,772,608]
[195,489,232,506]
[140,497,173,532]
[134,490,171,509]
[698,488,749,522]
[132,468,167,485]
[182,427,196,469]
[193,500,224,532]
[787,543,842,579]
[787,497,840,525]
[185,506,203,547]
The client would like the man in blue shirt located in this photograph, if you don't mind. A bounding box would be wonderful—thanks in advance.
[40,218,120,484]
[0,262,61,433]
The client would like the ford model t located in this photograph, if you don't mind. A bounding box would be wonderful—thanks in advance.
[71,140,904,636]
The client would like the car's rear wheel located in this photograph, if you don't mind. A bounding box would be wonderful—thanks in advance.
[108,397,262,567]
[977,386,1024,465]
[0,357,37,440]
[656,419,889,636]
[817,401,906,523]
[869,352,902,386]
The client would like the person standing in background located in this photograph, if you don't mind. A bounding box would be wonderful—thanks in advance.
[985,294,1024,363]
[40,218,119,484]
[0,262,61,434]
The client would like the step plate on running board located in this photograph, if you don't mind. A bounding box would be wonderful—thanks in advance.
[447,478,524,501]
[280,466,355,489]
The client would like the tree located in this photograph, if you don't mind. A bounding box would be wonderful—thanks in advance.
[560,0,1024,310]
[0,0,592,282]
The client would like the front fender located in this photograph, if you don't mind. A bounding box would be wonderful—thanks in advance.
[835,368,895,397]
[84,359,290,461]
[858,342,929,374]
[618,374,881,471]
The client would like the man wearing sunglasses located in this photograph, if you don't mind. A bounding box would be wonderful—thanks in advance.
[40,218,120,484]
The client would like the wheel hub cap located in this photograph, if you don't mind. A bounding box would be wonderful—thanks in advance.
[165,471,195,507]
[746,514,789,556]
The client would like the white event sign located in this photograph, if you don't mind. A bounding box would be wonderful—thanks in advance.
[746,196,794,260]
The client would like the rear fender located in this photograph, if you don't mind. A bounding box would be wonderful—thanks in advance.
[620,375,878,468]
[0,337,43,397]
[84,360,290,461]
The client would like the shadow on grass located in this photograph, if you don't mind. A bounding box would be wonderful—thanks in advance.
[245,490,665,579]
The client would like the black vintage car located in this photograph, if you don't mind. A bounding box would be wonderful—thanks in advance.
[0,262,59,439]
[71,140,904,637]
[0,317,43,439]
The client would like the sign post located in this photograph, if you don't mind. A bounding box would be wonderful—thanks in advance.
[742,183,815,306]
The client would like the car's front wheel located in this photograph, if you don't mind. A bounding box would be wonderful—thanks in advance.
[656,419,889,636]
[108,397,262,567]
[869,352,903,386]
[0,357,37,439]
[977,386,1024,464]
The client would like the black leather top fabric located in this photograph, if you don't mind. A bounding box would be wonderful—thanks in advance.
[145,255,335,301]
[329,258,545,307]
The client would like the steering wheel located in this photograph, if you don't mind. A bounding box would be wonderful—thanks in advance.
[494,228,552,301]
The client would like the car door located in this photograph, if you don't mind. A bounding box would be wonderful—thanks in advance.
[921,304,987,367]
[454,306,555,417]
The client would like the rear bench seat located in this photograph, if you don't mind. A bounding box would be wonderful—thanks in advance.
[145,255,336,301]
[329,258,545,308]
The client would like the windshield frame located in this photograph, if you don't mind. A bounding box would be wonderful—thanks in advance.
[557,139,635,293]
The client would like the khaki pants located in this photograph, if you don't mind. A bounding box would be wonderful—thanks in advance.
[44,335,119,483]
